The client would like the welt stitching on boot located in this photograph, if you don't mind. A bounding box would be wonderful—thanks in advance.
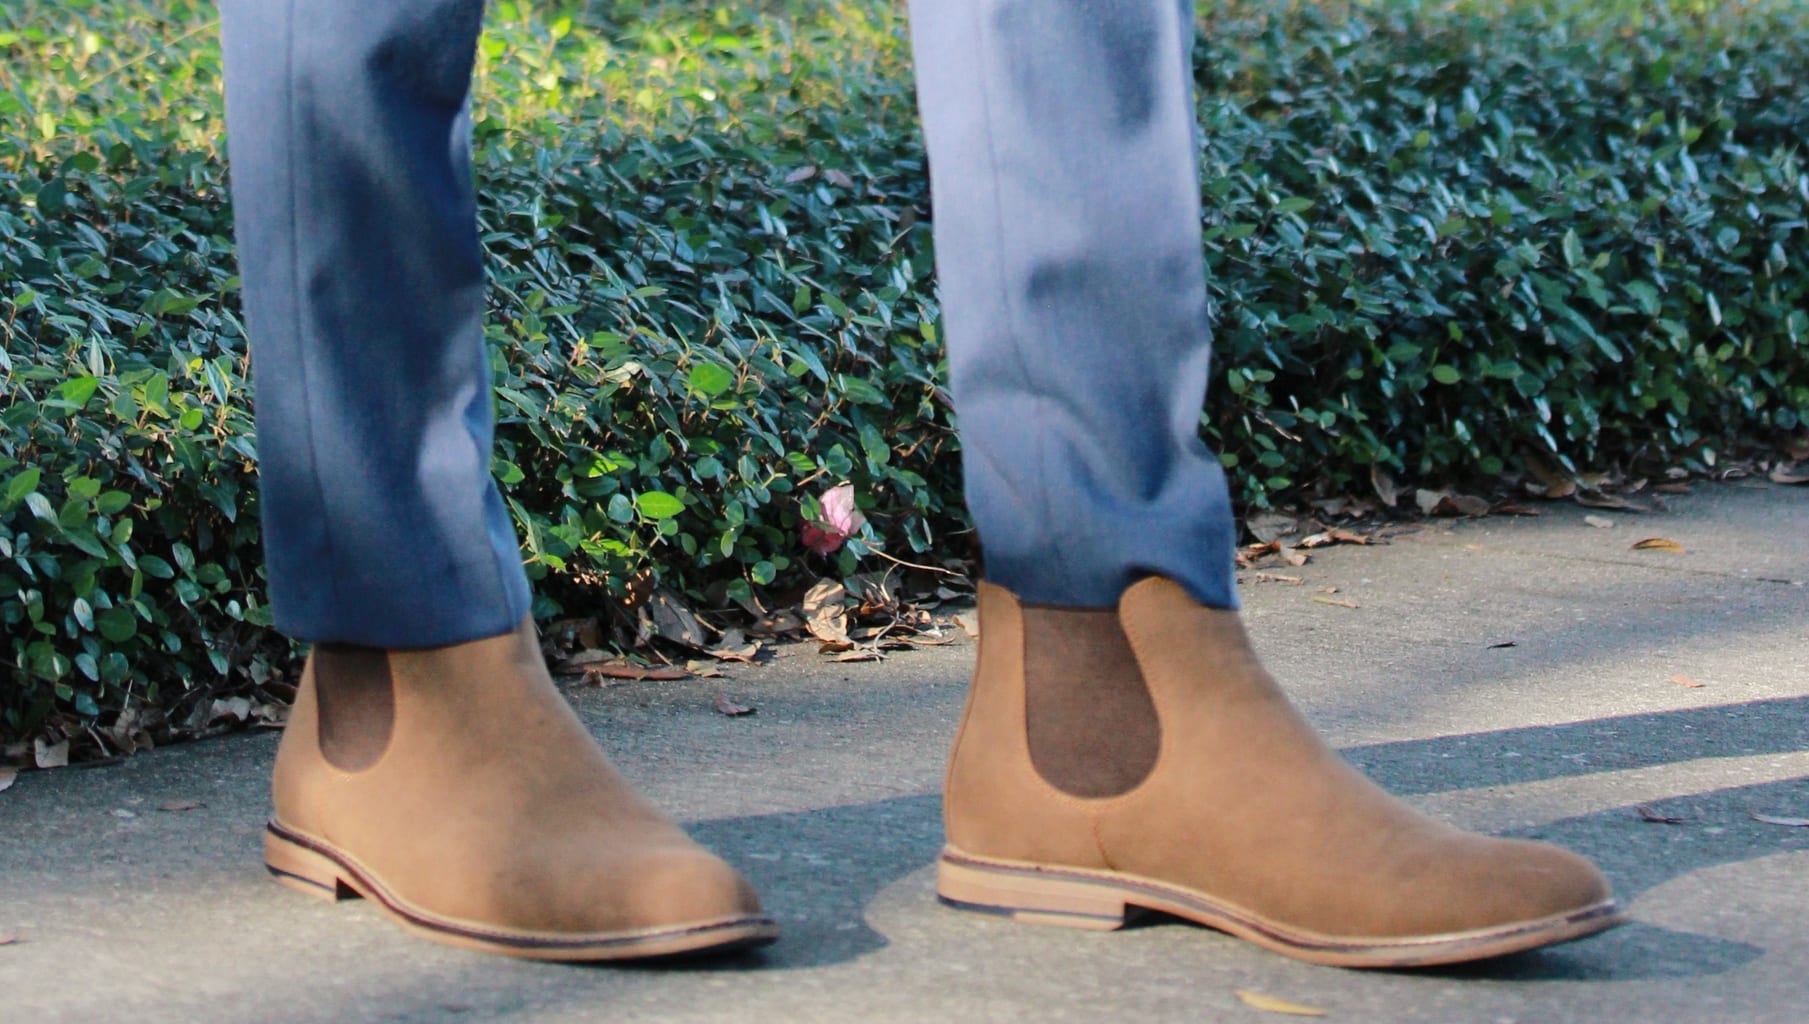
[312,645,396,772]
[1022,605,1160,797]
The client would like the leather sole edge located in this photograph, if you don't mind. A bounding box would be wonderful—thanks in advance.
[937,846,1626,968]
[265,820,779,961]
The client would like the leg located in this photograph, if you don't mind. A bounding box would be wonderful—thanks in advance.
[911,0,1236,610]
[909,0,1623,966]
[221,0,527,649]
[219,0,774,958]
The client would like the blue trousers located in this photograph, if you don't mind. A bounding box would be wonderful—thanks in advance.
[220,0,1236,647]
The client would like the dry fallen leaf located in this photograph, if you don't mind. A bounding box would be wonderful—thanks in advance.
[832,648,884,663]
[1768,461,1809,486]
[1578,488,1647,512]
[33,737,68,770]
[745,609,804,638]
[157,800,204,813]
[1526,476,1579,500]
[803,579,852,646]
[1632,537,1686,553]
[1670,674,1706,689]
[711,695,756,717]
[1242,540,1282,563]
[587,662,689,682]
[1488,641,1518,649]
[685,661,725,678]
[1246,512,1299,544]
[1311,596,1360,610]
[1371,464,1401,508]
[785,165,817,183]
[953,613,980,639]
[1296,527,1370,550]
[209,696,254,728]
[1584,515,1615,529]
[1233,990,1326,1017]
[644,587,708,649]
[1451,493,1492,516]
[0,769,14,795]
[1655,482,1692,495]
[905,632,957,647]
[704,627,760,663]
[556,648,611,673]
[1751,813,1809,828]
[1254,573,1304,585]
[1417,489,1490,517]
[1636,805,1686,824]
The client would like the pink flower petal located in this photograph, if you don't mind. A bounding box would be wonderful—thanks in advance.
[820,483,867,536]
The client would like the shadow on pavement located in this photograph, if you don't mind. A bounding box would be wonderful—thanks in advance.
[1347,696,1809,795]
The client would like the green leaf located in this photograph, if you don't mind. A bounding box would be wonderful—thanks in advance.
[58,376,99,406]
[96,606,138,643]
[138,555,176,579]
[2,467,41,508]
[1561,229,1584,269]
[35,176,67,215]
[606,493,635,524]
[1431,365,1462,385]
[687,362,735,398]
[635,491,685,520]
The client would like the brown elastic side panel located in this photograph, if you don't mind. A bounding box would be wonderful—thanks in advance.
[312,645,396,773]
[1021,606,1160,798]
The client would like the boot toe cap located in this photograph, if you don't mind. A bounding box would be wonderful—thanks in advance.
[1499,839,1614,920]
[618,844,766,931]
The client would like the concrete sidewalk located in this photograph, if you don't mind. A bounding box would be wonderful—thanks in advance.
[2,481,1806,1023]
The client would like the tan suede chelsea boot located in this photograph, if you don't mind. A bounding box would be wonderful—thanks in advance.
[264,619,777,960]
[938,577,1624,967]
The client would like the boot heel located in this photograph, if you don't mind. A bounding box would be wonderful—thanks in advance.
[265,824,360,902]
[937,850,1134,931]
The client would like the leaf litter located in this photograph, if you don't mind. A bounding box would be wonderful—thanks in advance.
[1751,813,1809,828]
[1233,989,1326,1016]
[711,695,756,717]
[1768,461,1809,486]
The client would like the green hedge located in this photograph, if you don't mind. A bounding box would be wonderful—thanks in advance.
[1192,0,1809,502]
[3,0,1806,755]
